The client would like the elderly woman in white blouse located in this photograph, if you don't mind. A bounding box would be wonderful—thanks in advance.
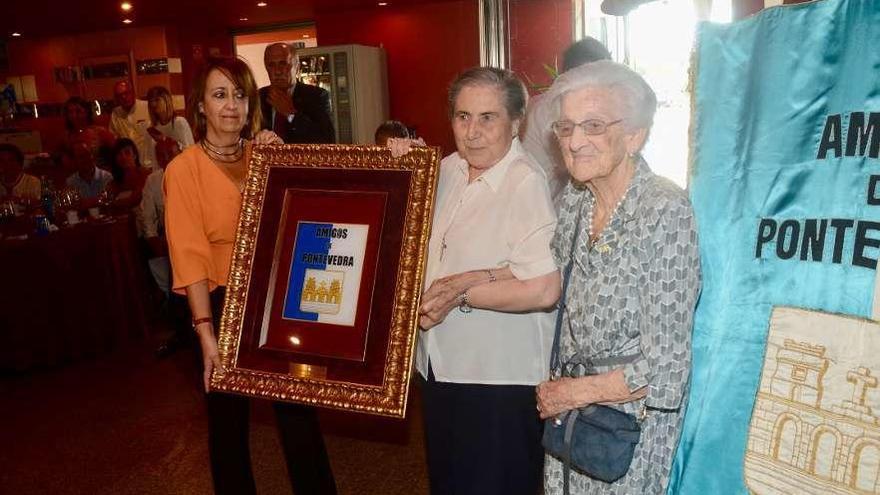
[389,66,560,495]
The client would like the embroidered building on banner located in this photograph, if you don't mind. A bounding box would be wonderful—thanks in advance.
[745,308,880,494]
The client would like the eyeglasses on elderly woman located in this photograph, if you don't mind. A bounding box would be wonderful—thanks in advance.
[551,118,623,138]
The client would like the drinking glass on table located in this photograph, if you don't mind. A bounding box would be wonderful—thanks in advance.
[55,189,72,210]
[97,189,113,216]
[55,189,81,225]
[69,189,82,218]
[0,199,16,230]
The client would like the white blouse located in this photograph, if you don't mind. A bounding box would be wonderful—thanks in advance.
[154,116,195,149]
[416,138,558,386]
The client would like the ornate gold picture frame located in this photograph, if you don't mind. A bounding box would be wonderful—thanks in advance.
[212,144,439,418]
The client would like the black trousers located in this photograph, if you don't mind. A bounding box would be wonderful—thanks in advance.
[420,368,544,495]
[205,289,336,495]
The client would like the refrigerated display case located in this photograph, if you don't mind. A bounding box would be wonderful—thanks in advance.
[297,44,389,144]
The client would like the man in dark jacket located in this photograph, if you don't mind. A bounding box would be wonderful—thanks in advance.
[261,43,335,144]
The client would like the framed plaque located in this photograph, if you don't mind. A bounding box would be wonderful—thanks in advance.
[212,144,439,418]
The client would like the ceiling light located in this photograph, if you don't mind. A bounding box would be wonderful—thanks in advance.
[378,2,388,5]
[120,2,132,11]
[257,1,267,6]
[302,34,310,38]
[122,19,133,24]
[239,17,248,21]
[11,32,21,37]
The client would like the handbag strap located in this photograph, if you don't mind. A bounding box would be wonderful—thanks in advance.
[549,197,584,375]
[550,201,582,495]
[562,408,580,495]
[549,197,641,375]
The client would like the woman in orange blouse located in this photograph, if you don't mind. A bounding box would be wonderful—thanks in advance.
[164,56,337,495]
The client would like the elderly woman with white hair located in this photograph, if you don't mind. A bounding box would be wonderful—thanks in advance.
[535,60,701,494]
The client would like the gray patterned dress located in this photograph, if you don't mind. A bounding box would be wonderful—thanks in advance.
[544,160,701,495]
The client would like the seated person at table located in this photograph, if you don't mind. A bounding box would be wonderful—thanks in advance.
[63,96,115,170]
[65,141,112,208]
[374,120,410,146]
[107,138,150,210]
[57,143,78,179]
[0,144,40,202]
[141,137,180,295]
[147,137,189,358]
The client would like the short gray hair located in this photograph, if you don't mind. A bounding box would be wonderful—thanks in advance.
[264,42,297,60]
[447,67,528,120]
[548,60,657,130]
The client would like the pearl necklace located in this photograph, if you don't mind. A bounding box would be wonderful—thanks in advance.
[586,186,632,248]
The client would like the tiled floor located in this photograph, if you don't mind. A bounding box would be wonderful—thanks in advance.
[1,339,429,494]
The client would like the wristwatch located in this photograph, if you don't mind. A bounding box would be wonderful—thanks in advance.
[458,291,472,314]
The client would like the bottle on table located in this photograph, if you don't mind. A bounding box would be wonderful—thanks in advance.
[40,176,55,224]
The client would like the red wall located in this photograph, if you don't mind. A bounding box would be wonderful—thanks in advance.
[4,1,482,154]
[316,1,479,154]
[3,26,172,152]
[3,1,480,155]
[170,24,235,118]
[509,0,572,95]
[4,26,170,103]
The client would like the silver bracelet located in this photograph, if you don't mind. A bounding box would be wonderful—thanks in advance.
[458,291,473,313]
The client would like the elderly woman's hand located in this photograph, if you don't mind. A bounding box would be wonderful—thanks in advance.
[386,137,426,158]
[419,313,442,330]
[418,290,459,330]
[536,378,582,419]
[422,273,470,310]
[418,271,486,329]
[253,130,283,145]
[418,268,516,329]
[537,369,648,419]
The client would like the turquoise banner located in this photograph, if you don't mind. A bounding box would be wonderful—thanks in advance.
[669,0,880,493]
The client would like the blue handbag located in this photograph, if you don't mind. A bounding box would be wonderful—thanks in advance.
[541,204,643,492]
[541,372,642,484]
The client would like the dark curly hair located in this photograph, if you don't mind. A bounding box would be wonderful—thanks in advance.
[110,138,142,184]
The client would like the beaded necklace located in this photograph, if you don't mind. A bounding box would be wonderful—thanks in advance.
[586,184,633,248]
